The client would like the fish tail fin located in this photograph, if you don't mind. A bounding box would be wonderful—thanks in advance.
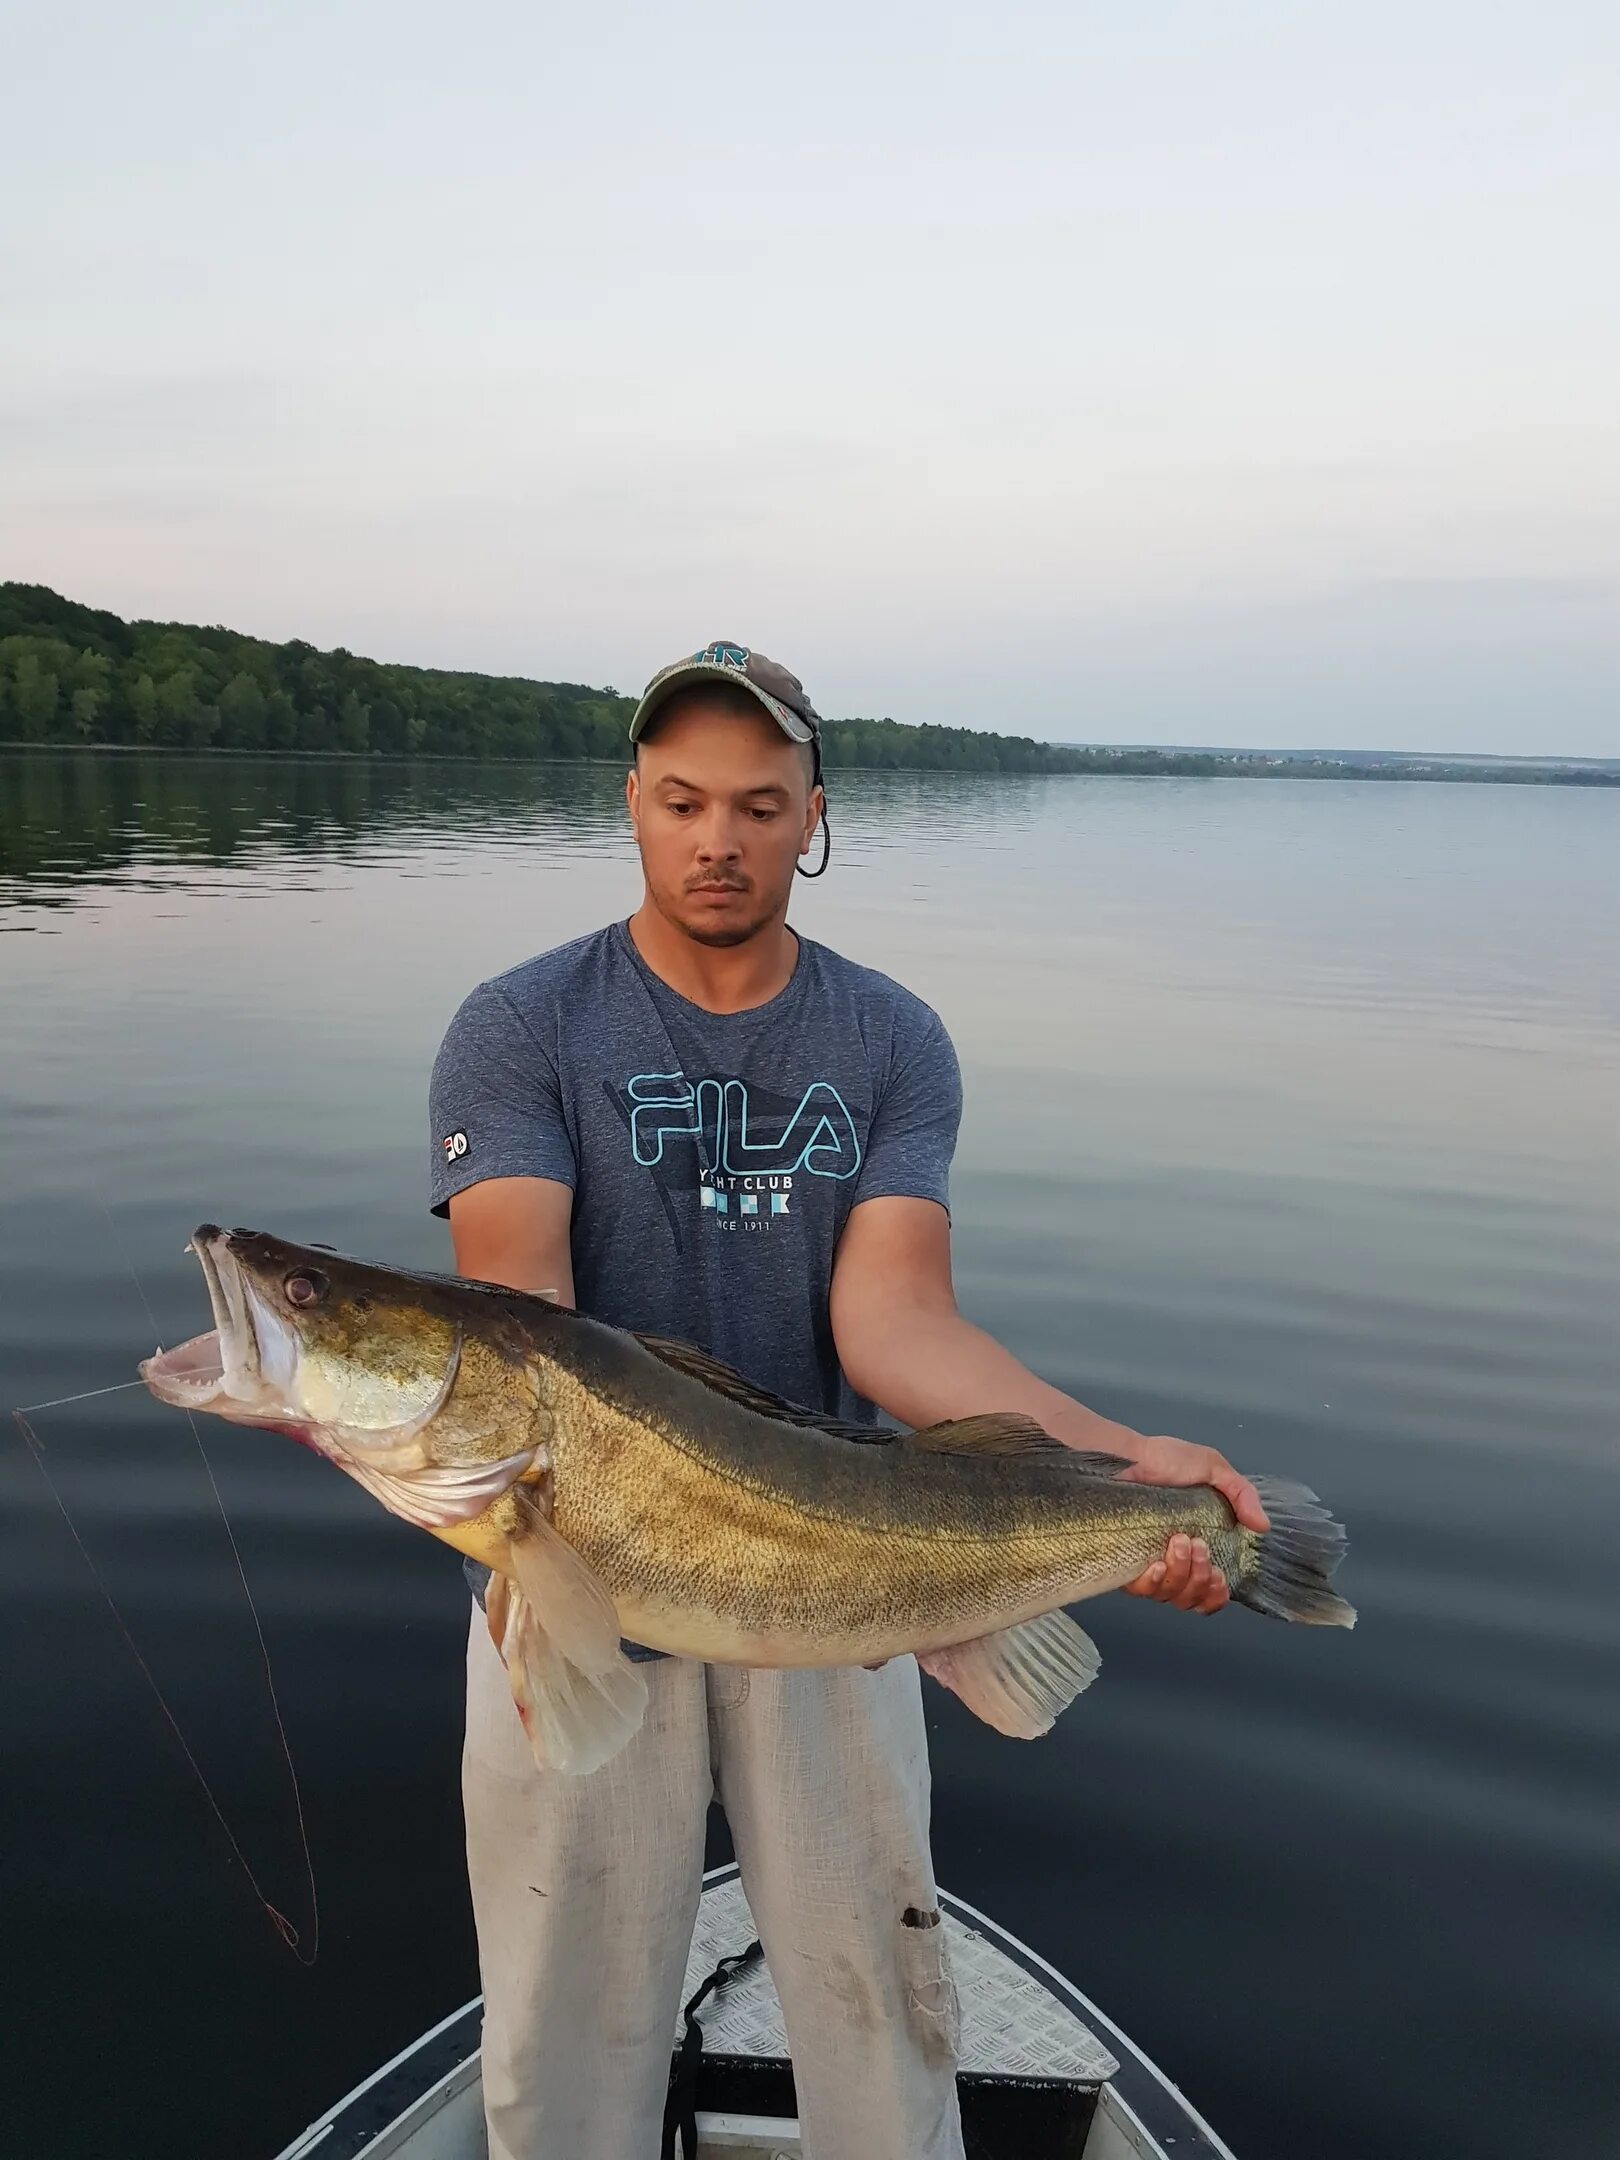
[1234,1477,1357,1629]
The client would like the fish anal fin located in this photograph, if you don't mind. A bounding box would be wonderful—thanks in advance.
[905,1413,1068,1456]
[918,1611,1101,1739]
[496,1492,648,1775]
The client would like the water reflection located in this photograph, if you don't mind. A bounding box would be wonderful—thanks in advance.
[0,750,620,906]
[2,750,1617,2160]
[0,749,1013,920]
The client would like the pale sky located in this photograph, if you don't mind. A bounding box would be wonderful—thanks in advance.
[3,2,1616,754]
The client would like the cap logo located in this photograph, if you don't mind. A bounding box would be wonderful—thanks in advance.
[698,642,750,670]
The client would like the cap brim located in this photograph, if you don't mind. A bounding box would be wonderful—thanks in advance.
[629,661,816,745]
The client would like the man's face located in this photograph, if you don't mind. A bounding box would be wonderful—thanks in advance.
[626,697,822,948]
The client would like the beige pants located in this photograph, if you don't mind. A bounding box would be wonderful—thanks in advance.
[463,1610,966,2160]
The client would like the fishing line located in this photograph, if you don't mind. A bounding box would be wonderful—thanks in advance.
[103,1202,320,1965]
[13,1378,147,1414]
[12,1405,316,1962]
[8,1204,321,1964]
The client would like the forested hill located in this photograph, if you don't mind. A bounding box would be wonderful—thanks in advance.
[3,585,1613,783]
[0,583,635,763]
[0,584,1088,773]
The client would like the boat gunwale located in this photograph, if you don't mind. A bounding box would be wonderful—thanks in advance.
[938,1883,1240,2160]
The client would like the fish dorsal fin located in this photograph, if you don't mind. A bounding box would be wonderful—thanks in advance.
[905,1421,1136,1467]
[1056,1447,1136,1477]
[904,1413,1069,1456]
[498,1489,648,1775]
[633,1332,896,1447]
[918,1611,1101,1739]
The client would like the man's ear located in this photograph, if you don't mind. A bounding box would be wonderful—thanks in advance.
[625,765,640,832]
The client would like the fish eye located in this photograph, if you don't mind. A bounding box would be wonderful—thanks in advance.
[284,1269,329,1309]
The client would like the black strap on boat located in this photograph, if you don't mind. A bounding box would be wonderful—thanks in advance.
[661,1936,766,2160]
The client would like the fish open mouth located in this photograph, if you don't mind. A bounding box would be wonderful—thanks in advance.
[139,1225,297,1420]
[137,1226,509,1514]
[142,1327,227,1398]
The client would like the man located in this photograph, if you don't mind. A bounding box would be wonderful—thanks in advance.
[429,641,1268,2160]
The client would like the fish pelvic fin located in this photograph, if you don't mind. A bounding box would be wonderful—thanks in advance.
[485,1569,511,1655]
[497,1491,648,1775]
[1234,1476,1357,1629]
[918,1610,1101,1739]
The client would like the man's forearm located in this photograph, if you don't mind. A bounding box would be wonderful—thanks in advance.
[845,1303,1151,1462]
[831,1210,1270,1610]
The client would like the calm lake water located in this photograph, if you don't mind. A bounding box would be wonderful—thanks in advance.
[2,749,1616,2160]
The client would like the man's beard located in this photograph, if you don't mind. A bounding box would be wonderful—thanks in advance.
[684,920,763,947]
[651,875,787,948]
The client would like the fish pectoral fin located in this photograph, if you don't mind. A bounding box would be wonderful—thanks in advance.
[498,1494,648,1776]
[905,1413,1070,1456]
[918,1611,1101,1739]
[334,1446,535,1530]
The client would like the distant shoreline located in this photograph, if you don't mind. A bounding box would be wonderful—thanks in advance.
[4,737,1616,787]
[3,584,1615,786]
[0,738,626,768]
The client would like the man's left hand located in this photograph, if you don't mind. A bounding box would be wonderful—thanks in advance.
[1115,1434,1270,1616]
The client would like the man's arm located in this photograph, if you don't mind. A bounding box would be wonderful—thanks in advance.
[447,1175,577,1305]
[829,1195,1269,1616]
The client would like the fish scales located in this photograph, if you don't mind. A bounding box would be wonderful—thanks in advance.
[538,1333,1251,1661]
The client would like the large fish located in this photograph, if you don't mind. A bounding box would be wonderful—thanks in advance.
[141,1226,1354,1774]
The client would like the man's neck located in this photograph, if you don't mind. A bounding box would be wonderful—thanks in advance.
[626,899,799,1014]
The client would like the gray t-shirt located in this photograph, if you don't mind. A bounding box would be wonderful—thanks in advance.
[428,918,962,1645]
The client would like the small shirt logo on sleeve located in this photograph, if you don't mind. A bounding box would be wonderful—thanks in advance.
[443,1131,469,1163]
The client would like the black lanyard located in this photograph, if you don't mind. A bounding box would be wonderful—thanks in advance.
[795,740,831,877]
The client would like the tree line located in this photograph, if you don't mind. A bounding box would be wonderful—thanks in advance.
[0,583,1244,775]
[0,583,636,762]
[2,584,1612,783]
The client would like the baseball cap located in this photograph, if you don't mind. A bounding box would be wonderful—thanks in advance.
[628,641,821,747]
